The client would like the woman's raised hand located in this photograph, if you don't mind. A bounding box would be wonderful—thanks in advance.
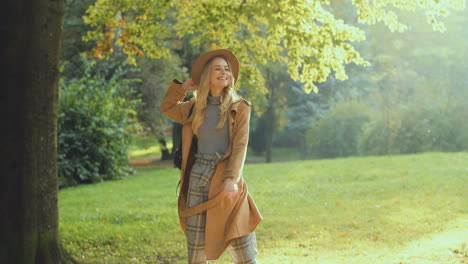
[181,79,198,91]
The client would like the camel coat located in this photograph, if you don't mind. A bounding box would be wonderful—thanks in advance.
[160,80,262,260]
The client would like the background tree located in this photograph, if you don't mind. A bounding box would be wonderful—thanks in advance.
[262,65,292,162]
[82,0,464,162]
[0,0,81,263]
[60,0,192,164]
[305,7,468,158]
[133,54,188,160]
[282,85,326,158]
[84,0,463,93]
[61,0,97,79]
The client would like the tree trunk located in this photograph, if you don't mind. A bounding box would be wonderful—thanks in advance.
[265,69,276,163]
[298,131,308,159]
[0,0,80,263]
[265,104,275,163]
[158,137,171,160]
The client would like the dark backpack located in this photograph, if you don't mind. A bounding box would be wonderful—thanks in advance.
[173,104,196,169]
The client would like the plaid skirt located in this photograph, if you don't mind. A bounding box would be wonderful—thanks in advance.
[186,152,258,264]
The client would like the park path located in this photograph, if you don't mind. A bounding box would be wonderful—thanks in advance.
[256,218,467,264]
[325,218,467,264]
[380,218,467,264]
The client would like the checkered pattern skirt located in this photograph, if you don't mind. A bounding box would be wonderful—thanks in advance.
[186,153,258,264]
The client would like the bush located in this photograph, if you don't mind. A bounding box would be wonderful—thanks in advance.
[58,60,141,187]
[306,100,371,159]
[359,102,468,155]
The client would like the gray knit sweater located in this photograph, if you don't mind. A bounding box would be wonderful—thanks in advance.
[197,95,229,155]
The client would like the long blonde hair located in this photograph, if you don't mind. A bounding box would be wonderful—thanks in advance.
[191,56,240,137]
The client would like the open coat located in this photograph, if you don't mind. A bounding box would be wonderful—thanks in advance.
[160,80,262,260]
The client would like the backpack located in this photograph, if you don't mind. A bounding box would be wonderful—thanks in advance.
[173,104,196,169]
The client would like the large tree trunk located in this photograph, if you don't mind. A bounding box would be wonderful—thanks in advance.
[0,0,80,263]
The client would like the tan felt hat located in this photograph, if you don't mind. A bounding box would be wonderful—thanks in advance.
[191,49,239,85]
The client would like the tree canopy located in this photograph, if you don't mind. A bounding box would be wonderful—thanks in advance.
[84,0,464,93]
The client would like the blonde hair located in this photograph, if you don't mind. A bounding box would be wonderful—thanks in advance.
[192,56,240,137]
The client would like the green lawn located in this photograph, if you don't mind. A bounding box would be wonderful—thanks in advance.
[127,136,172,159]
[59,152,468,264]
[127,135,301,162]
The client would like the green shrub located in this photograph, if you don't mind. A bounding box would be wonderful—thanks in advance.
[359,102,468,155]
[357,119,390,155]
[306,100,371,159]
[58,60,141,187]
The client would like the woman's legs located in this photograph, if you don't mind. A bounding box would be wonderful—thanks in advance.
[186,153,258,264]
[227,232,258,264]
[185,154,218,264]
[186,211,207,264]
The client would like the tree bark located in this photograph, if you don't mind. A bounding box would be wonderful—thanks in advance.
[158,137,171,160]
[0,0,80,263]
[265,104,275,163]
[265,69,276,163]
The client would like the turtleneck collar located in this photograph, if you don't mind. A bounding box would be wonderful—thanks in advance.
[208,95,222,105]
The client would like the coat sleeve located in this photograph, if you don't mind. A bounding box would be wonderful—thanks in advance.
[159,79,193,124]
[223,103,251,183]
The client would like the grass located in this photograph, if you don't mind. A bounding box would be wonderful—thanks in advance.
[59,152,468,264]
[128,136,172,159]
[127,134,300,163]
[245,147,302,163]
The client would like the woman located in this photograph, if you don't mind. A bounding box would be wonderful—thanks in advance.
[160,49,262,264]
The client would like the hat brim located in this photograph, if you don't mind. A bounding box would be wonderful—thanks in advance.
[191,49,239,85]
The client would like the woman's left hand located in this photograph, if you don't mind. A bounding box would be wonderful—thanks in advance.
[222,179,238,199]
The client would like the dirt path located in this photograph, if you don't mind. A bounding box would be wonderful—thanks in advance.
[327,218,468,264]
[384,218,467,264]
